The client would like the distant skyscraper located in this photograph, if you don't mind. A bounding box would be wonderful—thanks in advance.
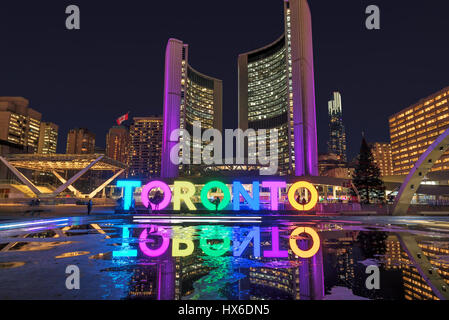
[238,0,318,176]
[38,122,58,154]
[370,142,393,177]
[129,116,163,179]
[161,38,223,178]
[389,87,449,175]
[327,92,347,162]
[0,97,41,152]
[66,128,95,154]
[106,125,129,164]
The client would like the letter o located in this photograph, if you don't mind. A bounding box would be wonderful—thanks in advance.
[139,228,170,257]
[200,181,230,211]
[289,227,320,258]
[287,181,318,211]
[141,181,172,210]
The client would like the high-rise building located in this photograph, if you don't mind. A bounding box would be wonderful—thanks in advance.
[66,128,95,154]
[370,142,394,177]
[238,0,318,176]
[105,125,129,164]
[161,39,223,178]
[327,92,347,162]
[389,87,449,175]
[37,122,58,154]
[129,116,163,179]
[0,97,41,152]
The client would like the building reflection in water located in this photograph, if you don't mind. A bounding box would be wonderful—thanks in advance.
[108,223,449,300]
[118,224,325,300]
[2,220,449,300]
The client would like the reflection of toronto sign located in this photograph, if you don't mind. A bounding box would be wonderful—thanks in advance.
[113,226,321,259]
[116,180,319,212]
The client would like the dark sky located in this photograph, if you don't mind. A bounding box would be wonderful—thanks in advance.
[1,0,449,160]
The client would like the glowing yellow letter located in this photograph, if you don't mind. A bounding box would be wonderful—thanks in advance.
[173,181,197,210]
[172,238,195,257]
[287,181,318,211]
[289,227,320,259]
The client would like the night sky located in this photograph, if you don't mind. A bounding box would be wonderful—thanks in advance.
[1,0,449,160]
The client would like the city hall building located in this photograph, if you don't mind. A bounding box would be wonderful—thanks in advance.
[238,0,318,177]
[162,0,317,178]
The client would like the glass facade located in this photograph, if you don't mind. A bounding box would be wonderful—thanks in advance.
[238,0,318,176]
[179,64,218,175]
[246,36,291,175]
[327,92,347,162]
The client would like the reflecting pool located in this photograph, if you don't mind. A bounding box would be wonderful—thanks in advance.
[1,215,449,300]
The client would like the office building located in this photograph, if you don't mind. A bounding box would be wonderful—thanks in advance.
[106,125,129,164]
[129,116,163,179]
[327,92,347,162]
[370,142,394,177]
[238,0,318,176]
[161,39,223,178]
[0,97,41,152]
[66,128,96,154]
[37,122,58,154]
[389,87,449,175]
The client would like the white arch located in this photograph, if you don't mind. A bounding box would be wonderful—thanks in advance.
[393,128,449,215]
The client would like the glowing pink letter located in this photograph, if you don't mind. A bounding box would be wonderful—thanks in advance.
[139,227,170,257]
[141,181,172,211]
[261,181,286,211]
[263,227,288,258]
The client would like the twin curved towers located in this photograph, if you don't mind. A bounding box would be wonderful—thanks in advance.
[162,0,318,178]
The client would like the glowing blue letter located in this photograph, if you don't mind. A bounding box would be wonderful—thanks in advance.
[232,181,260,211]
[117,180,141,211]
[113,227,137,258]
[233,227,260,257]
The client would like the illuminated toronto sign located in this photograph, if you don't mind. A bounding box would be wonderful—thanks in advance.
[113,225,321,259]
[116,179,318,212]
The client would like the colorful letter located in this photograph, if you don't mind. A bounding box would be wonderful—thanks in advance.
[139,227,170,257]
[261,181,286,211]
[200,181,231,211]
[172,238,195,257]
[289,227,320,259]
[264,227,288,258]
[233,227,260,257]
[287,181,318,211]
[172,226,195,257]
[200,226,231,257]
[117,180,141,211]
[113,226,137,258]
[232,181,260,211]
[141,180,172,210]
[173,181,196,211]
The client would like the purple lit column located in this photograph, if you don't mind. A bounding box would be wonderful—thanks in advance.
[290,0,318,176]
[298,238,324,300]
[161,38,184,178]
[158,257,176,300]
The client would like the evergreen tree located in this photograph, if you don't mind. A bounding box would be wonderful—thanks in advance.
[352,137,385,204]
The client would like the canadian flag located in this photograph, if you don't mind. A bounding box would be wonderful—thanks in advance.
[116,113,129,125]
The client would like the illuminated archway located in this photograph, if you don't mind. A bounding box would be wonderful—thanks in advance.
[393,128,449,215]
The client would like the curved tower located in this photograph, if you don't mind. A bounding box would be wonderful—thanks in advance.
[238,0,318,176]
[161,39,223,178]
